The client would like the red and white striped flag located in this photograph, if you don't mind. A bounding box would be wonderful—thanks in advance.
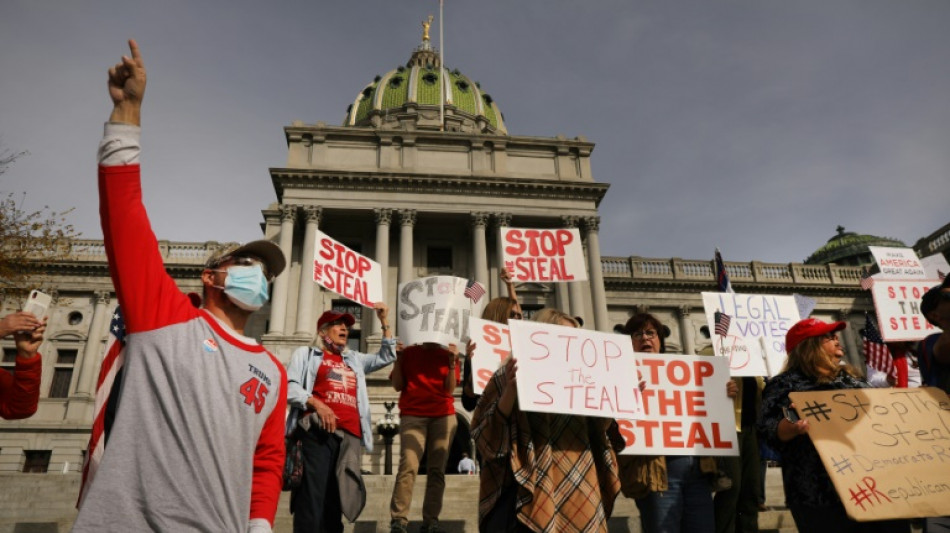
[861,312,896,381]
[77,306,126,508]
[860,267,875,291]
[464,279,486,303]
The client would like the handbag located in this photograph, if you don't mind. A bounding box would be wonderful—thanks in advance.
[282,436,304,491]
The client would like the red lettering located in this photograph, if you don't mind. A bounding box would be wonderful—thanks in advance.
[238,377,268,414]
[638,419,660,447]
[529,331,551,360]
[476,368,494,390]
[667,360,690,386]
[357,256,371,277]
[556,229,573,255]
[695,361,714,386]
[484,324,502,345]
[318,237,334,261]
[663,421,684,447]
[684,390,707,416]
[685,422,711,448]
[618,419,636,447]
[504,229,526,255]
[536,381,554,405]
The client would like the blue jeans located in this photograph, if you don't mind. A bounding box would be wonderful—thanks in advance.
[636,456,715,533]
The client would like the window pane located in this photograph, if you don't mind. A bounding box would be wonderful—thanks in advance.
[426,246,453,270]
[3,348,17,363]
[57,349,78,365]
[49,368,73,398]
[332,300,362,322]
[22,450,52,473]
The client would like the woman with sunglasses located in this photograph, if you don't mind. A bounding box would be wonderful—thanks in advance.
[758,318,910,533]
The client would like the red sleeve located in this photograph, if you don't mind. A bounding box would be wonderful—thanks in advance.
[0,354,42,420]
[249,353,288,525]
[99,165,197,334]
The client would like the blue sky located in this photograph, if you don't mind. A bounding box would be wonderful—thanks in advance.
[1,1,948,264]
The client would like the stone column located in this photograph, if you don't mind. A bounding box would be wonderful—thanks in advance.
[398,209,417,286]
[372,208,393,335]
[471,212,490,290]
[836,309,859,367]
[493,212,512,297]
[75,291,111,397]
[562,216,585,319]
[676,305,696,355]
[583,216,608,331]
[294,206,321,336]
[268,205,296,334]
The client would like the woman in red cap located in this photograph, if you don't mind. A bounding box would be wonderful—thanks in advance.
[758,318,910,533]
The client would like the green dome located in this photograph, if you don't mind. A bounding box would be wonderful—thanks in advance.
[804,226,906,266]
[343,44,506,134]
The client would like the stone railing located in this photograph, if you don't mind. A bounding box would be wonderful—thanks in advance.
[602,256,866,287]
[62,239,235,265]
[915,221,950,257]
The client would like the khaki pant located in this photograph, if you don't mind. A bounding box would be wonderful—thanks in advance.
[389,414,458,526]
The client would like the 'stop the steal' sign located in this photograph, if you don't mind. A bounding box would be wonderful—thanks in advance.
[870,280,942,342]
[313,230,383,308]
[467,317,511,395]
[869,246,927,280]
[398,276,485,348]
[508,319,642,419]
[502,228,587,283]
[788,388,950,521]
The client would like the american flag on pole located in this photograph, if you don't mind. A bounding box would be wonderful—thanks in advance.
[861,312,896,381]
[714,311,732,337]
[464,279,486,303]
[860,267,875,291]
[77,306,127,508]
[715,248,734,293]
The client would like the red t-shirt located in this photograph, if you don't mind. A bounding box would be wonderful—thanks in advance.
[310,352,361,438]
[397,345,459,417]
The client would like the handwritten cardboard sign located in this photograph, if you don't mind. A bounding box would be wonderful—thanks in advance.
[397,276,485,347]
[312,230,383,308]
[501,228,587,283]
[508,319,642,418]
[789,388,950,521]
[467,317,511,395]
[617,354,737,456]
[920,253,950,282]
[701,292,800,377]
[869,246,927,280]
[871,280,943,342]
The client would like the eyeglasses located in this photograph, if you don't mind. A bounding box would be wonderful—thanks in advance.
[509,311,524,320]
[215,255,270,279]
[633,329,659,340]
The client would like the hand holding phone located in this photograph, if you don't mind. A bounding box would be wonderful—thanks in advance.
[783,405,800,423]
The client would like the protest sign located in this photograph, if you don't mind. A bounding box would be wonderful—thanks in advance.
[789,388,950,521]
[920,253,950,282]
[312,230,383,308]
[501,227,587,282]
[869,246,927,280]
[871,280,943,342]
[509,319,641,418]
[701,292,800,377]
[468,317,511,395]
[397,276,485,347]
[617,353,738,456]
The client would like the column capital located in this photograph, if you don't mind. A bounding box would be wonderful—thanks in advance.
[94,291,111,305]
[561,215,580,228]
[399,209,417,227]
[471,212,490,228]
[676,305,690,318]
[583,215,601,232]
[302,205,322,224]
[492,212,512,228]
[279,204,298,222]
[374,208,394,225]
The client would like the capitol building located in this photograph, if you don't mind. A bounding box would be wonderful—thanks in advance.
[2,25,948,532]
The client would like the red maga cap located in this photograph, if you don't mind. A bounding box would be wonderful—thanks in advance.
[785,317,846,353]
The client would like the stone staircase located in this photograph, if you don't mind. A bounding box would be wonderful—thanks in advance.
[0,466,799,533]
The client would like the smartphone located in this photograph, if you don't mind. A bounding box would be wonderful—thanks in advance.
[782,406,800,423]
[23,290,51,319]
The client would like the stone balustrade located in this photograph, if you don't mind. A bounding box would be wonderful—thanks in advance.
[60,239,234,265]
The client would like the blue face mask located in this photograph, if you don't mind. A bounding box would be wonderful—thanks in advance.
[216,264,269,311]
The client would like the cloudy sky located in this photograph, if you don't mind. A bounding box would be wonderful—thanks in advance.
[2,1,948,264]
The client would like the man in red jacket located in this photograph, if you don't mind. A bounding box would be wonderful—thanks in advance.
[0,311,46,420]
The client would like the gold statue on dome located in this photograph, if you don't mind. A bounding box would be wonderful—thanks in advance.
[422,15,433,42]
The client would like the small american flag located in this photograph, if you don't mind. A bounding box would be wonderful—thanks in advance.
[464,279,485,303]
[714,311,732,337]
[860,267,875,291]
[78,306,127,508]
[861,312,896,380]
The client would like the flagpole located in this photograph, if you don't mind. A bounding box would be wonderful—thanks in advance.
[439,0,445,131]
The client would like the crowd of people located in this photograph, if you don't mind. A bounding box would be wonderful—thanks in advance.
[2,38,949,533]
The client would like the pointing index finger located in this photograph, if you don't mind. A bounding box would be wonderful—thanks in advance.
[128,38,143,64]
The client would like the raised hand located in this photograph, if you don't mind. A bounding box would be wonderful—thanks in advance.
[108,39,146,125]
[0,312,42,338]
[14,320,46,358]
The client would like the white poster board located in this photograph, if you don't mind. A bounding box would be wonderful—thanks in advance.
[617,353,738,456]
[312,230,383,308]
[501,228,588,282]
[701,292,800,377]
[397,276,485,347]
[870,280,943,342]
[508,319,642,418]
[869,246,927,280]
[467,318,511,395]
[920,253,950,281]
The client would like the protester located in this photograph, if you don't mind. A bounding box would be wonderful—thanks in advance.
[0,311,46,420]
[286,305,395,532]
[758,318,910,533]
[919,280,950,533]
[471,308,621,533]
[389,342,460,533]
[462,267,522,412]
[618,312,736,533]
[73,40,288,533]
[714,376,763,533]
[458,452,476,475]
